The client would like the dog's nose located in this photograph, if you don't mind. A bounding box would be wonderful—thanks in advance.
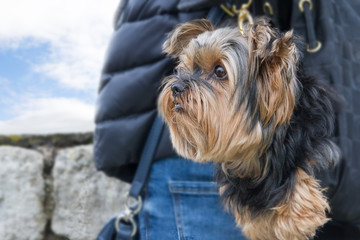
[171,82,185,96]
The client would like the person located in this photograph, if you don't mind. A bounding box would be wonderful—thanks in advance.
[94,0,360,239]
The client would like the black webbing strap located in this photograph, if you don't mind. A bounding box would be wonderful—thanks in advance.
[103,114,164,240]
[303,2,317,50]
[129,114,165,198]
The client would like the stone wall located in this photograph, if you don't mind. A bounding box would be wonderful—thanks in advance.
[0,134,130,240]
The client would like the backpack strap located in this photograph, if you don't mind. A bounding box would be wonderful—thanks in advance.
[129,114,165,198]
[103,114,165,240]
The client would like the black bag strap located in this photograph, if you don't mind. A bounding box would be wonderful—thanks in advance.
[129,114,165,198]
[109,114,165,240]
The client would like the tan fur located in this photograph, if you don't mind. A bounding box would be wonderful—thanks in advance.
[244,21,299,127]
[163,19,214,57]
[223,168,329,240]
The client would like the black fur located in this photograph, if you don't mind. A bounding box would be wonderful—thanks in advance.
[216,70,340,218]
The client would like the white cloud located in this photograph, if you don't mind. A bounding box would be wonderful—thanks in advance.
[0,0,119,134]
[0,97,95,134]
[0,0,119,90]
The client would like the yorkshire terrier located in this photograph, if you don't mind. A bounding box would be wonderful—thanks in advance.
[158,18,340,240]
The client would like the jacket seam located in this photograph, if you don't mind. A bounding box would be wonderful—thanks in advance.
[102,56,168,77]
[117,10,205,26]
[95,109,156,126]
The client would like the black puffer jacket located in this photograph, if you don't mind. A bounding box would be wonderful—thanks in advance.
[94,0,360,230]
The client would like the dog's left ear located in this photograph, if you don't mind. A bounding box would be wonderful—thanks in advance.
[163,19,214,58]
[245,18,299,127]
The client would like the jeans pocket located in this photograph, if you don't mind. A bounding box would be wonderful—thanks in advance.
[169,181,246,240]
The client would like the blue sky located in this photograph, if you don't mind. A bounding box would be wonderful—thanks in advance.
[0,0,119,134]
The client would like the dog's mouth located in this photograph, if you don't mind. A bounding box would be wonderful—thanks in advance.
[172,94,184,113]
[173,101,184,113]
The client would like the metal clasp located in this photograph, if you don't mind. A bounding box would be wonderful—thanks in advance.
[306,40,322,53]
[220,0,254,33]
[125,194,142,215]
[299,0,313,12]
[115,209,137,237]
[263,2,274,16]
[114,194,143,237]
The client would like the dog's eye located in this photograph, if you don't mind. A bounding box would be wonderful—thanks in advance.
[214,65,227,79]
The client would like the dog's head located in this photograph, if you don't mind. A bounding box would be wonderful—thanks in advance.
[158,18,299,177]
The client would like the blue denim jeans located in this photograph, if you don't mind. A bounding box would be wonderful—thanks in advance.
[137,157,247,240]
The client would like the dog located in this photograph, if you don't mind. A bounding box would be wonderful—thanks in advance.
[158,18,340,240]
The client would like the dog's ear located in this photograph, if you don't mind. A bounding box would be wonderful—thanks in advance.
[163,19,214,57]
[245,18,299,127]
